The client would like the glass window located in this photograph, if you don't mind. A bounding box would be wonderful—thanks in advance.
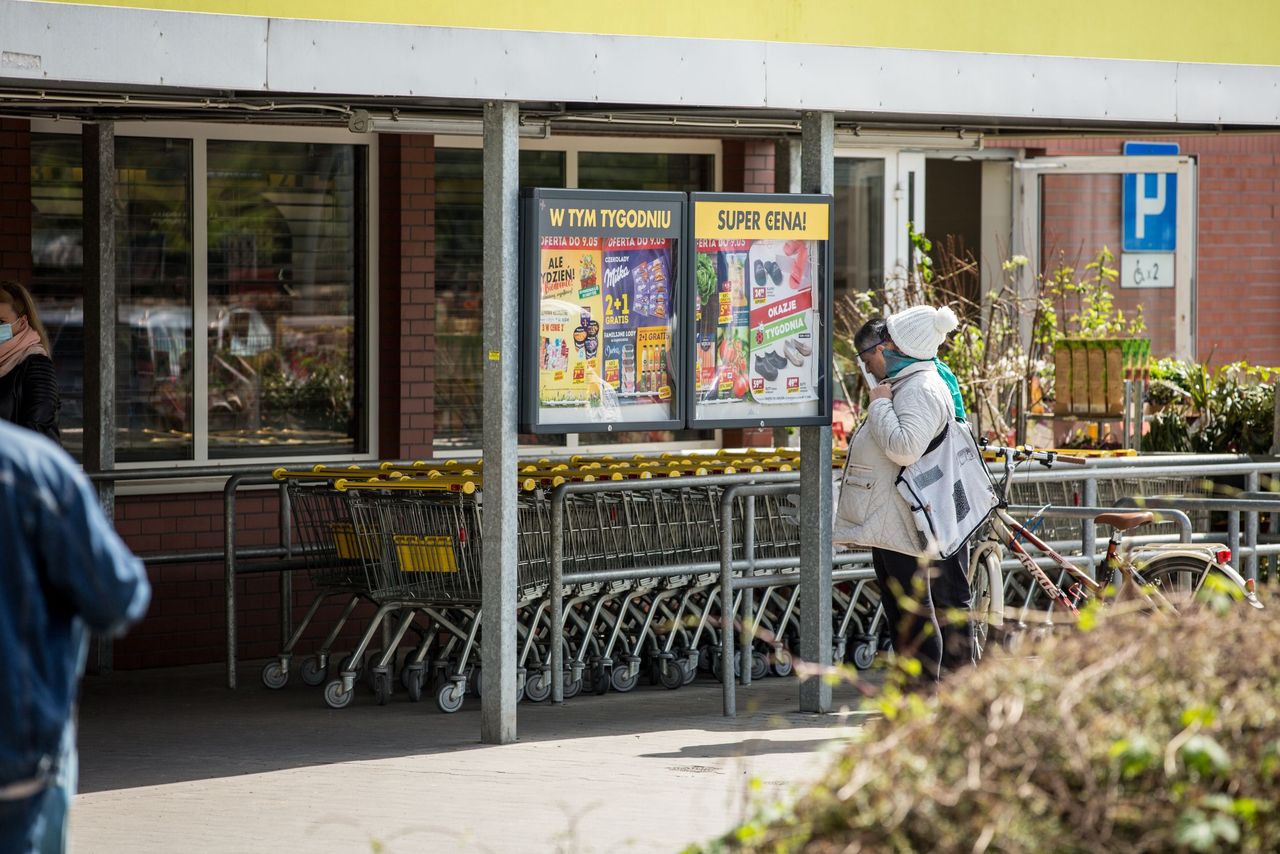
[206,140,365,458]
[833,158,885,298]
[116,138,194,461]
[29,132,367,462]
[578,152,715,193]
[434,148,565,452]
[30,136,87,456]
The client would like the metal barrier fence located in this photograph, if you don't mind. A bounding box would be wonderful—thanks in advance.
[77,452,1277,700]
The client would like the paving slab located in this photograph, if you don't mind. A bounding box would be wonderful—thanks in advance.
[70,663,875,853]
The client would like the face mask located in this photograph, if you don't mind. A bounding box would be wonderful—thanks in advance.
[857,361,878,391]
[882,347,921,378]
[0,323,11,344]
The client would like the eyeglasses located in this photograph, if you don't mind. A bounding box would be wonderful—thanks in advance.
[856,338,886,360]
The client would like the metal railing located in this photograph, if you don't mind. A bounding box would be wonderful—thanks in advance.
[77,452,1275,698]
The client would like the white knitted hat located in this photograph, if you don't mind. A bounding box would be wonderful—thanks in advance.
[885,305,960,359]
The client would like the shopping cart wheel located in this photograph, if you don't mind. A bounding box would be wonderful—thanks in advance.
[680,653,699,686]
[524,671,551,703]
[770,649,793,678]
[323,680,354,710]
[750,650,770,681]
[610,665,639,693]
[564,675,583,700]
[590,664,610,695]
[402,665,426,701]
[299,657,327,687]
[374,671,393,706]
[260,661,288,690]
[852,641,877,671]
[658,659,683,690]
[437,681,465,714]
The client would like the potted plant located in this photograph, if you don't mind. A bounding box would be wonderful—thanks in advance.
[1048,248,1149,418]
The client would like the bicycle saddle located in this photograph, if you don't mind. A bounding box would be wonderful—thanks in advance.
[1093,511,1154,531]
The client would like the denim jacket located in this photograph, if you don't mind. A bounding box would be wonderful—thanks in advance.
[0,421,150,788]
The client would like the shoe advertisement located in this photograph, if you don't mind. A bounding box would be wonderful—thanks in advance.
[747,238,818,404]
[688,193,832,428]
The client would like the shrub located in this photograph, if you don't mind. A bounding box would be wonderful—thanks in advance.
[712,602,1280,853]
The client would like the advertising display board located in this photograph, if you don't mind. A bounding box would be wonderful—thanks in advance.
[686,193,833,428]
[521,189,686,433]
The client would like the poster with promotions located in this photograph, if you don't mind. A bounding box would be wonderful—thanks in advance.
[687,193,833,429]
[537,237,603,407]
[521,189,686,433]
[602,238,675,406]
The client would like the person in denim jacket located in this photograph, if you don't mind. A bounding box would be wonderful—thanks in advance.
[0,419,150,853]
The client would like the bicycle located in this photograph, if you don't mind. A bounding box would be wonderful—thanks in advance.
[967,444,1263,655]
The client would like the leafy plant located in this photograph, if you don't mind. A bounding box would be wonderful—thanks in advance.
[1048,246,1146,340]
[1143,360,1276,454]
[705,602,1280,853]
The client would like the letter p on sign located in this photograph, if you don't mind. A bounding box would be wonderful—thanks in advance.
[1122,141,1178,252]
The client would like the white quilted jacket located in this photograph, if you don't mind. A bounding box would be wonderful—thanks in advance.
[833,361,955,556]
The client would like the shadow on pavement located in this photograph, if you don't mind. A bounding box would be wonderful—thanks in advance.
[77,661,876,794]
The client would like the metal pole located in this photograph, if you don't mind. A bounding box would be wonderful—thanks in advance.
[740,495,755,687]
[1245,471,1259,581]
[550,486,565,704]
[1082,478,1098,577]
[1228,511,1241,574]
[720,488,737,717]
[224,474,242,689]
[279,482,293,649]
[480,100,520,745]
[83,121,116,676]
[799,110,834,714]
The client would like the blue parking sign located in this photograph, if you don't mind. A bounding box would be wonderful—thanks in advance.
[1123,141,1178,252]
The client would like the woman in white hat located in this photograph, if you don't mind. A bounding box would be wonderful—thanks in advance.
[834,304,973,681]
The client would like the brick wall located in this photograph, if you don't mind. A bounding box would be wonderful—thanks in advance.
[992,136,1280,367]
[379,133,436,460]
[0,119,32,285]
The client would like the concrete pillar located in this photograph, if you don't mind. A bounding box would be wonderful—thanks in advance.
[798,112,834,714]
[82,121,116,676]
[480,101,520,744]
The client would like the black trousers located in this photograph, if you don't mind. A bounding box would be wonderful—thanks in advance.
[871,546,975,680]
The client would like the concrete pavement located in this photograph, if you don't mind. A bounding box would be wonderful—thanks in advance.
[71,663,874,853]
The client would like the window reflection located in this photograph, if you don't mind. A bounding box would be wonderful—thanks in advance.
[206,140,364,457]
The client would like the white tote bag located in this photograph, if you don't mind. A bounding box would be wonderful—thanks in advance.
[894,419,998,559]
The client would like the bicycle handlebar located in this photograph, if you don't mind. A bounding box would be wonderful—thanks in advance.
[981,443,1089,467]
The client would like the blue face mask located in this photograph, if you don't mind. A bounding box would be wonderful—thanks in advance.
[0,323,11,344]
[882,347,922,378]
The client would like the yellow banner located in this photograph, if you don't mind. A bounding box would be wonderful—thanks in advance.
[39,0,1280,67]
[694,202,829,241]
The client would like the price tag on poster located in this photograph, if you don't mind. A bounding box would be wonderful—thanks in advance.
[521,189,686,433]
[686,193,833,428]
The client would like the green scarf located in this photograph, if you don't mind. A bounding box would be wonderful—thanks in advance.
[933,358,966,421]
[884,350,966,421]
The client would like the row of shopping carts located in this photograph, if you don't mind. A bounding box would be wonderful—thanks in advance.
[260,448,889,712]
[260,445,1166,712]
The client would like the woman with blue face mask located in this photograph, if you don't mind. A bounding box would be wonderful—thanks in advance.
[833,305,974,685]
[0,281,61,443]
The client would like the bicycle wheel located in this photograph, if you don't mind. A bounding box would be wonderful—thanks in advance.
[1137,556,1213,606]
[967,547,1005,661]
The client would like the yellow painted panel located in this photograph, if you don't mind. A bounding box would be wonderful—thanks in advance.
[694,201,829,240]
[39,0,1280,66]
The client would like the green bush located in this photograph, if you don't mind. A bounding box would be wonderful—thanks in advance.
[711,602,1280,853]
[1144,359,1276,455]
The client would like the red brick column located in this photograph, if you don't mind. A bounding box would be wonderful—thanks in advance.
[379,134,436,459]
[0,119,32,285]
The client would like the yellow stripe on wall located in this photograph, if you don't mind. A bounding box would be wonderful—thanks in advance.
[38,0,1280,67]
